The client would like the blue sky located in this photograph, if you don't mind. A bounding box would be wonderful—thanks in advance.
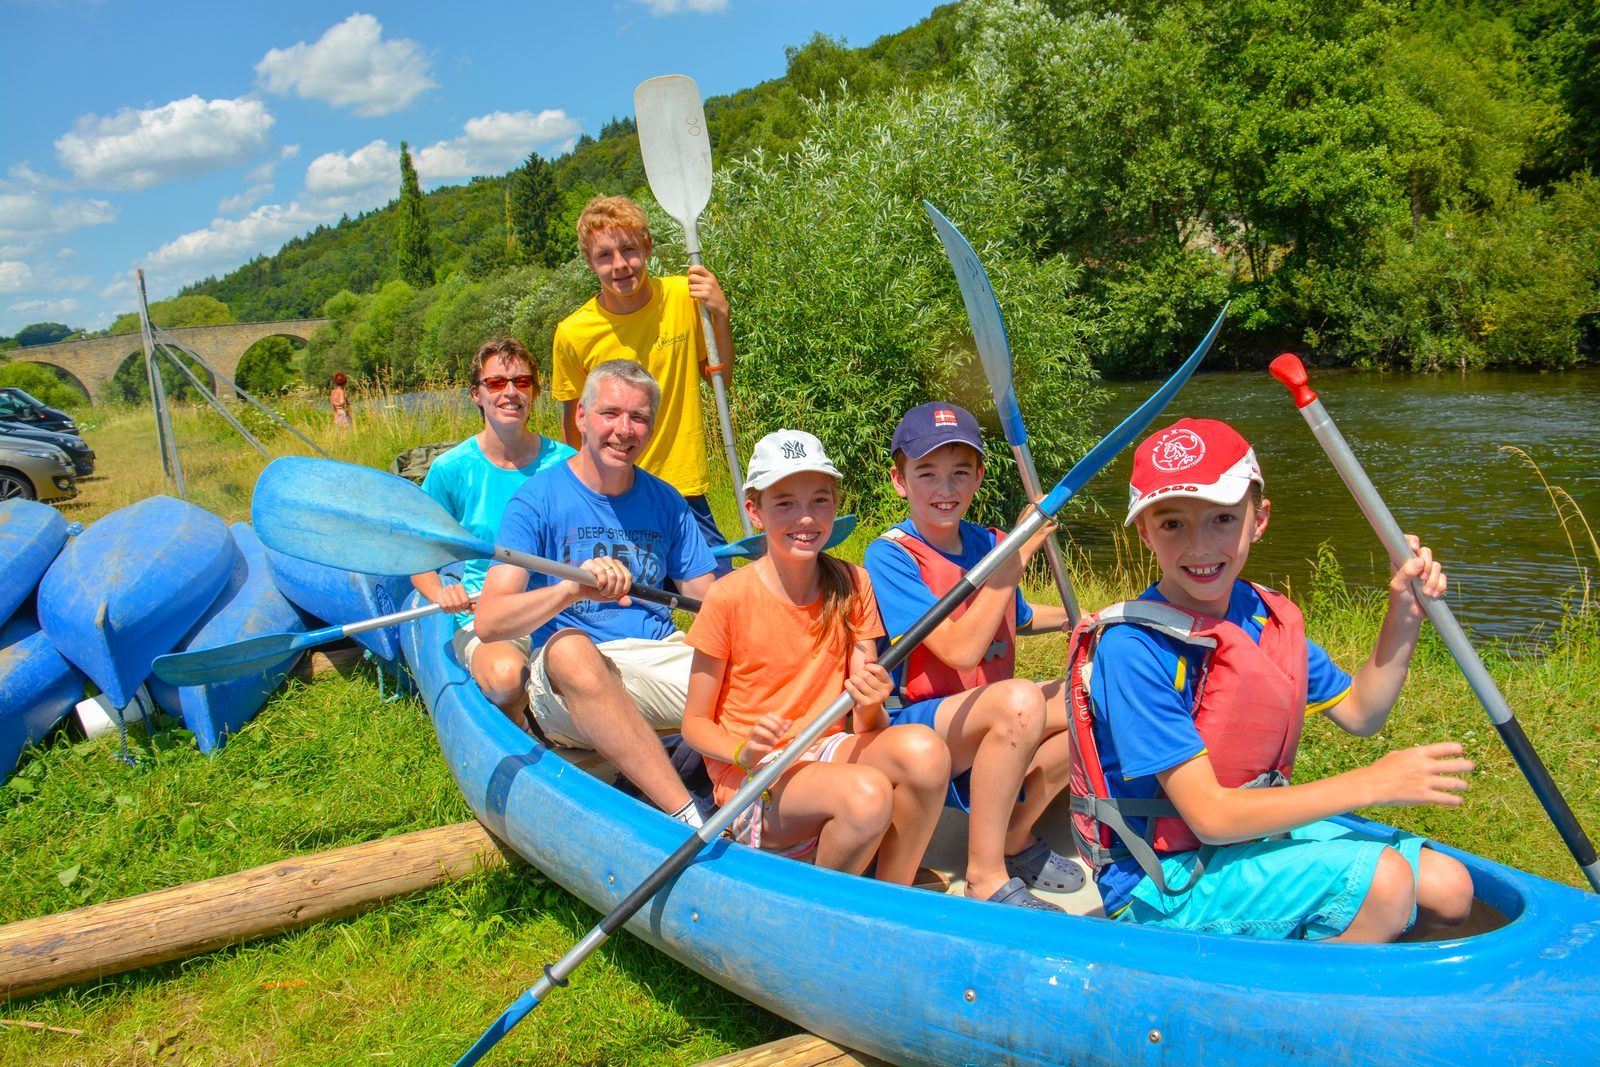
[0,0,944,336]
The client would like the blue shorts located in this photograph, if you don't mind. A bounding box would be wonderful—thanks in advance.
[1111,818,1426,941]
[684,494,733,579]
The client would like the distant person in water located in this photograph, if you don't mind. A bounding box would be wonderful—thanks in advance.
[551,194,735,565]
[475,359,718,828]
[410,337,574,726]
[329,372,352,428]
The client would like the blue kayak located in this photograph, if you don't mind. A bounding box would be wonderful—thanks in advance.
[147,523,314,753]
[263,543,412,666]
[0,499,70,626]
[0,610,86,779]
[402,601,1600,1067]
[38,496,234,710]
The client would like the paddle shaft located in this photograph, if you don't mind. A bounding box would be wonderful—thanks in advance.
[1272,356,1600,893]
[685,234,752,536]
[1010,439,1082,626]
[456,304,1228,1065]
[455,507,1052,1066]
[491,545,700,615]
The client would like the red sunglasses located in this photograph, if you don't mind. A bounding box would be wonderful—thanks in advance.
[475,374,535,393]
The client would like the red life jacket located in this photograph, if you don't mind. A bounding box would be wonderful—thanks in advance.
[1066,585,1308,886]
[876,526,1016,703]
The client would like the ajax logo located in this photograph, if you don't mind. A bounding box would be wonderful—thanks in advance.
[1151,427,1205,473]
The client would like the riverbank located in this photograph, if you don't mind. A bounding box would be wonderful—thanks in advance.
[4,399,1596,1063]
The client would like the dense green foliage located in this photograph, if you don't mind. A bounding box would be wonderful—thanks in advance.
[0,361,90,409]
[394,141,438,288]
[16,0,1578,383]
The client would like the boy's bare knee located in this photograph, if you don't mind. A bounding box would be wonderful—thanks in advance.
[893,724,951,789]
[1420,852,1474,926]
[1364,849,1418,938]
[987,679,1047,745]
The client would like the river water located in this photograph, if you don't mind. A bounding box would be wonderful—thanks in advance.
[1063,367,1600,642]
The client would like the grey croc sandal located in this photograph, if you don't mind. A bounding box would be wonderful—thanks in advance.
[1005,839,1087,893]
[986,876,1064,913]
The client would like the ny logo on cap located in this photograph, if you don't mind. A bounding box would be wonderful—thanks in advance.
[933,409,958,427]
[1151,427,1205,473]
[781,439,807,459]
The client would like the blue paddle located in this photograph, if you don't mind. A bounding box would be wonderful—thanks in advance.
[925,200,1082,625]
[454,301,1228,1066]
[152,600,451,687]
[712,513,859,560]
[1272,353,1600,893]
[250,457,702,615]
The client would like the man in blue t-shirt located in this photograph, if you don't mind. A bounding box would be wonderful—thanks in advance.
[477,360,717,828]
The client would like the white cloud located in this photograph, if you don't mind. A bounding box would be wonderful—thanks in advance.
[414,109,581,183]
[303,139,397,214]
[638,0,729,13]
[144,201,332,281]
[219,185,272,214]
[256,14,435,117]
[54,96,275,191]
[0,261,34,293]
[0,188,118,241]
[9,297,82,318]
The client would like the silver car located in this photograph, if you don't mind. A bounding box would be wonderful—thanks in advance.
[0,434,77,503]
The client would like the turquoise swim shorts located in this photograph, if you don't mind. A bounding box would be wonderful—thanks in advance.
[1111,818,1426,941]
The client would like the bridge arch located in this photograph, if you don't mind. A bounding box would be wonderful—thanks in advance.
[7,317,332,404]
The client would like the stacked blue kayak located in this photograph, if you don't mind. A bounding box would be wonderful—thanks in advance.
[146,523,314,753]
[0,499,70,625]
[263,542,413,667]
[39,496,235,712]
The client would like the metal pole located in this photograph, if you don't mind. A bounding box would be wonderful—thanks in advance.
[136,270,186,496]
[152,342,269,456]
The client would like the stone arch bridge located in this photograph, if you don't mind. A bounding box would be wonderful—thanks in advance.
[9,318,332,404]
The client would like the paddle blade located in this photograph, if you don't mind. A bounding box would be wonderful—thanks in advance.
[1039,302,1230,515]
[252,456,491,577]
[711,514,859,560]
[152,629,316,686]
[635,75,713,229]
[923,201,1025,446]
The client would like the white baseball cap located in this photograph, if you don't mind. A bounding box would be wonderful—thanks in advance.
[743,429,842,495]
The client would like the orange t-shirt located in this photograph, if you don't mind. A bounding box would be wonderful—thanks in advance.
[686,562,886,802]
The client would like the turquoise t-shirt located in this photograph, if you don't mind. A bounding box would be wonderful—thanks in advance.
[420,433,574,626]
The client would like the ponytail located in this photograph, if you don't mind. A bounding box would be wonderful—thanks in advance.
[811,553,858,653]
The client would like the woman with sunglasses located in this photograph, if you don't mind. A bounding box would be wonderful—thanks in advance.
[411,337,575,727]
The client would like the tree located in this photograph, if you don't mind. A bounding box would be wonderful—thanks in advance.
[107,294,234,335]
[508,150,564,268]
[395,140,437,287]
[15,322,75,347]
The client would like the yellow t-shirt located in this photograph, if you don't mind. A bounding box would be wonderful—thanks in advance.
[551,274,710,497]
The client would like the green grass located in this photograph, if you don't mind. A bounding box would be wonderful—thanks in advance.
[6,397,1598,1063]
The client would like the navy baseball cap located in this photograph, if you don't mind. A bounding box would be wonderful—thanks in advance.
[890,402,985,461]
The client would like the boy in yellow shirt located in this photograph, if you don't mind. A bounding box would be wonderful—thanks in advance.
[552,195,736,561]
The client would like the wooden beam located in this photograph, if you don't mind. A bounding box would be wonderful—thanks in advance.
[695,1033,889,1067]
[0,820,515,1000]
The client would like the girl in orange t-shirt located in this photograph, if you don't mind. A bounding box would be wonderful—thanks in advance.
[682,430,950,885]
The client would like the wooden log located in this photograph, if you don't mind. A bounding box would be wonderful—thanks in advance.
[695,1034,888,1067]
[0,820,515,1000]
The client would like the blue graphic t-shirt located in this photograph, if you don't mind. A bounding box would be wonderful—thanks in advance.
[1088,580,1353,916]
[862,519,1032,695]
[497,461,715,648]
[420,434,574,626]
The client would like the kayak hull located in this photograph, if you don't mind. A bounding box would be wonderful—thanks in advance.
[0,499,70,626]
[264,543,411,665]
[147,523,314,753]
[0,612,86,779]
[403,602,1600,1067]
[37,496,234,709]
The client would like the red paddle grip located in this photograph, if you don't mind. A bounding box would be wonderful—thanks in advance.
[1269,353,1317,408]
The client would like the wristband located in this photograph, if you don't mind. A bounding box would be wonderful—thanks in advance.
[732,739,747,769]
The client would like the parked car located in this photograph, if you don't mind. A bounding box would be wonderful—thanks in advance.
[0,387,78,434]
[0,419,93,476]
[0,435,77,503]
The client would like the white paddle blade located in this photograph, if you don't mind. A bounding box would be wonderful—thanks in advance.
[924,201,1021,431]
[635,75,713,225]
